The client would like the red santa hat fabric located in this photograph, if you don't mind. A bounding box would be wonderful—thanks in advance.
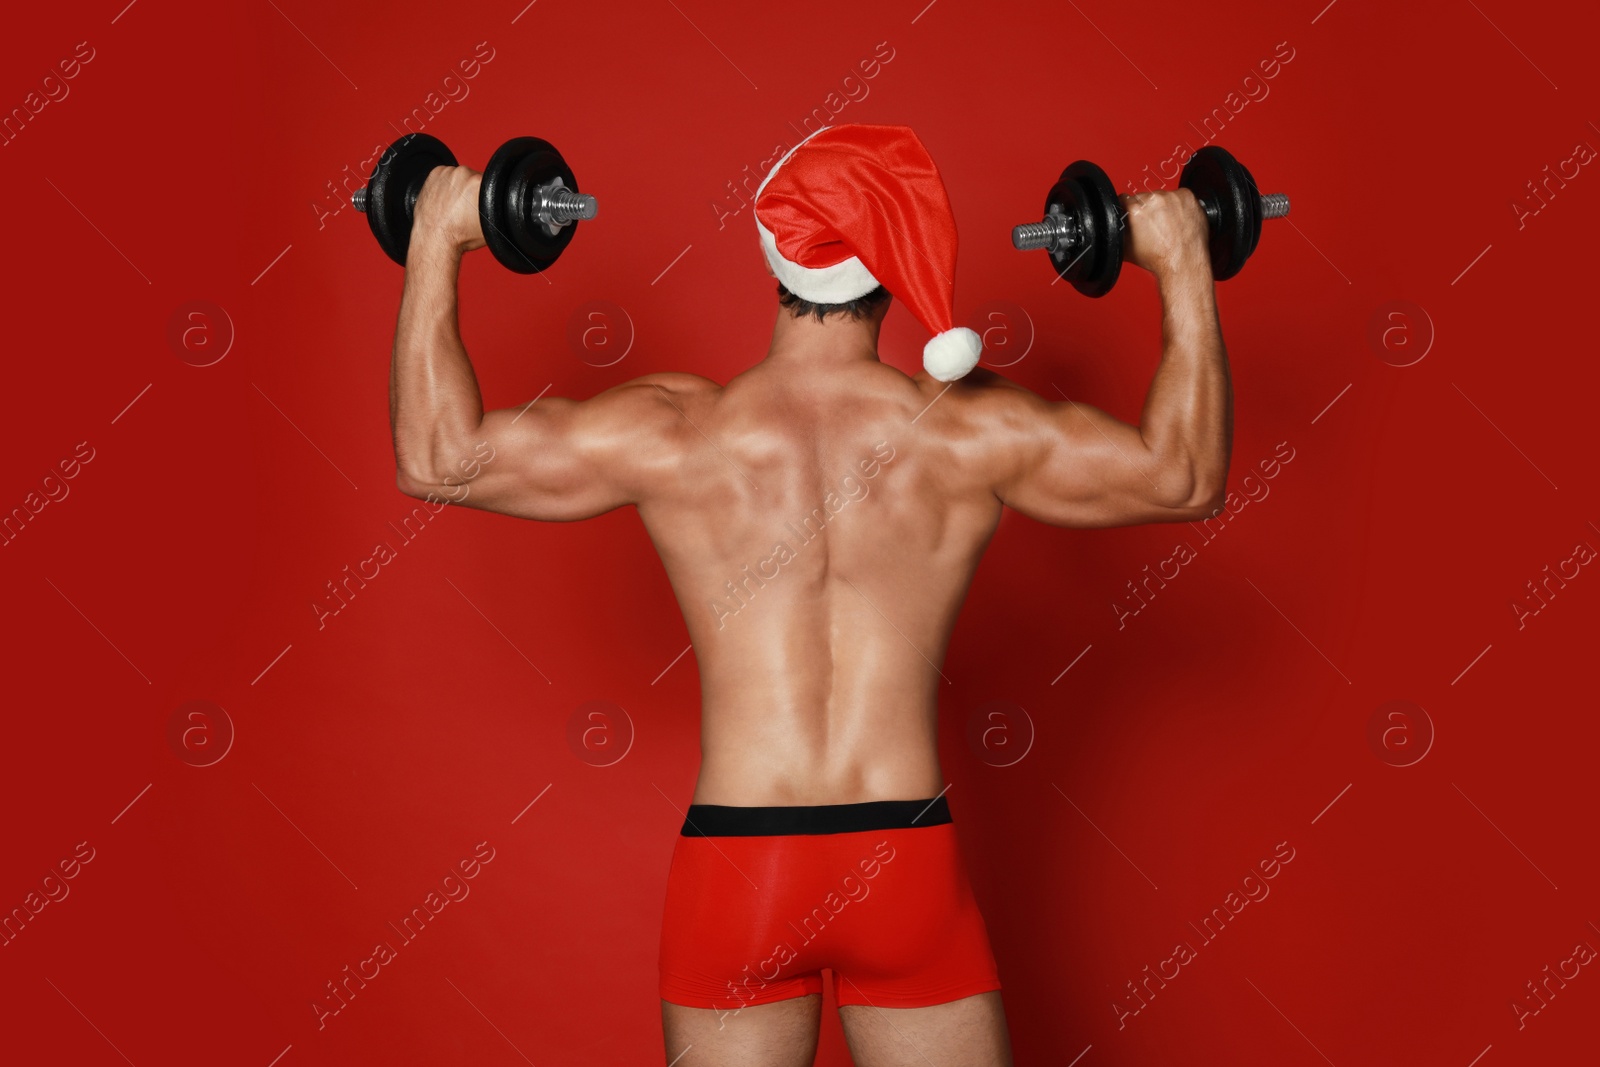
[753,124,982,382]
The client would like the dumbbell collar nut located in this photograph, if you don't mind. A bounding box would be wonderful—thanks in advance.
[529,176,598,236]
[1012,207,1078,253]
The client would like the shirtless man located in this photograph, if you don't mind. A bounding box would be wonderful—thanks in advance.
[388,125,1228,1066]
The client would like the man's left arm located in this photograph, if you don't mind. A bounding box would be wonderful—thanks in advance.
[389,166,711,521]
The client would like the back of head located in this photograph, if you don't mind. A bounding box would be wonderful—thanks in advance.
[752,124,981,381]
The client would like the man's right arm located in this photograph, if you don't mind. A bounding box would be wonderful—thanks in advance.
[987,189,1232,528]
[389,165,715,521]
[397,374,715,522]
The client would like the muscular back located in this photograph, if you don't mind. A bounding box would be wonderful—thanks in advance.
[638,360,1004,804]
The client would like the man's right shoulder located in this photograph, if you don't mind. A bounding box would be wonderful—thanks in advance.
[614,371,725,398]
[595,373,725,443]
[599,372,724,420]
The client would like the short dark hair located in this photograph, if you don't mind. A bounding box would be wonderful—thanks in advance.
[776,281,890,322]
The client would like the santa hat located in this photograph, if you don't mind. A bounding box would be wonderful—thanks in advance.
[754,124,982,382]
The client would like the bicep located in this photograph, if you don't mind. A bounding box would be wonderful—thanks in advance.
[405,378,695,522]
[993,396,1201,528]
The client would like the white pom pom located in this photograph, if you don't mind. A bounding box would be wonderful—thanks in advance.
[922,326,982,382]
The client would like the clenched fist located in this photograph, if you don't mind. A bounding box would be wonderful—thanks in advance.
[410,165,487,255]
[1118,189,1210,279]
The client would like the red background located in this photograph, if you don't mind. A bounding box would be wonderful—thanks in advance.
[3,1,1597,1064]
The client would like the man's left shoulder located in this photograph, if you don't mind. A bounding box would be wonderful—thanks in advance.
[909,367,1031,425]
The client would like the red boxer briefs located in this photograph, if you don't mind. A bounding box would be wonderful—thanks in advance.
[658,796,1001,1011]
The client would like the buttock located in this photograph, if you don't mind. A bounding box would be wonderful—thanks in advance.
[658,796,1001,1012]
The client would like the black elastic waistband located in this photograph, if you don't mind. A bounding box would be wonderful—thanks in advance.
[681,796,951,837]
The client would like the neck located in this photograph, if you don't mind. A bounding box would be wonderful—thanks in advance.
[764,310,883,369]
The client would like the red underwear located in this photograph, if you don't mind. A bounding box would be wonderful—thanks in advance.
[658,796,1001,1011]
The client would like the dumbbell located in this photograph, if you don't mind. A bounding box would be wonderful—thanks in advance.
[1010,146,1289,296]
[353,133,597,273]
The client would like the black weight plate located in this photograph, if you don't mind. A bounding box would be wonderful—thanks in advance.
[480,136,580,274]
[365,133,457,266]
[1045,160,1123,297]
[1180,146,1260,281]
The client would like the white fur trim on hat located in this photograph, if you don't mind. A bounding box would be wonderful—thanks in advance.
[755,218,881,303]
[923,326,982,381]
[754,125,882,304]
